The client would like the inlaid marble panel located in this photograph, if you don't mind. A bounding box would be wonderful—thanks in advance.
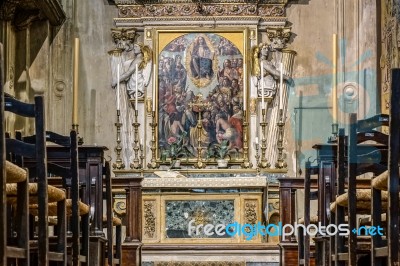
[165,200,235,238]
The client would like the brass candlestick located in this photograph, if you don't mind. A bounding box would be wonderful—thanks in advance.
[254,141,260,176]
[140,142,145,170]
[130,109,142,169]
[328,123,339,143]
[275,109,287,169]
[71,124,84,145]
[194,111,206,169]
[188,94,210,169]
[147,111,159,169]
[113,110,125,169]
[259,108,271,168]
[241,110,253,168]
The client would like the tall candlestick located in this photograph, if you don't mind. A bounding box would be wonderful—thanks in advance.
[72,38,79,125]
[261,62,265,109]
[117,63,120,110]
[279,62,283,110]
[152,63,156,112]
[243,61,246,111]
[332,34,338,123]
[135,64,138,109]
[255,137,259,144]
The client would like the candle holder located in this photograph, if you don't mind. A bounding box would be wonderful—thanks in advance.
[140,143,145,170]
[188,95,210,169]
[194,112,206,169]
[328,123,339,143]
[113,110,125,170]
[275,109,287,169]
[147,111,159,169]
[130,109,142,169]
[71,124,84,145]
[241,110,253,169]
[259,108,271,168]
[254,142,261,176]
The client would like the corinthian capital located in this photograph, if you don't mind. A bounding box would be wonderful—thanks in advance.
[266,27,292,51]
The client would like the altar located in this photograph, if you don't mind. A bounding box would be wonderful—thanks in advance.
[109,1,297,265]
[113,169,282,265]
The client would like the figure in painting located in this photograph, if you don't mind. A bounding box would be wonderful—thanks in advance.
[189,36,215,80]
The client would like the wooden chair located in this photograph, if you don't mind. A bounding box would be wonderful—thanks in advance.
[3,93,69,265]
[329,113,389,265]
[23,129,90,265]
[365,68,400,265]
[297,160,319,266]
[104,161,122,266]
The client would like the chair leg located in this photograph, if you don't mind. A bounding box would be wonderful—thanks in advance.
[56,199,67,266]
[115,224,122,265]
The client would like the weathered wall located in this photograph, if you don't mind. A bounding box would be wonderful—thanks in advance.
[285,0,378,176]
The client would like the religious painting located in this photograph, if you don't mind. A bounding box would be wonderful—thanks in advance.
[155,29,248,164]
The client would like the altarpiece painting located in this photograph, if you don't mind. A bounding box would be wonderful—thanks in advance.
[155,30,248,163]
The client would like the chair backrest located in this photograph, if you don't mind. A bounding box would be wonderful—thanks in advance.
[23,129,81,264]
[4,94,49,265]
[345,112,389,264]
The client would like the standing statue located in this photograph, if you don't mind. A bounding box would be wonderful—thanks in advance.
[109,28,153,168]
[251,43,293,98]
[111,32,152,100]
[115,43,152,99]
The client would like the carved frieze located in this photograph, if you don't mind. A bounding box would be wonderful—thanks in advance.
[118,4,284,18]
[116,0,288,4]
[142,177,267,188]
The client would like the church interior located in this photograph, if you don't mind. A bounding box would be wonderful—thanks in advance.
[0,0,399,265]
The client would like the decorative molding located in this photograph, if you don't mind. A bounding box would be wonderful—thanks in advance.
[33,0,66,26]
[142,177,267,188]
[114,16,286,28]
[153,262,246,266]
[116,0,288,4]
[53,80,66,98]
[118,4,284,18]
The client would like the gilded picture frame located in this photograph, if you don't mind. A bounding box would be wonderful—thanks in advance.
[153,28,249,164]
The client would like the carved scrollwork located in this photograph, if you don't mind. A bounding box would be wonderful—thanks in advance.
[118,4,284,18]
[113,196,126,215]
[244,200,258,226]
[143,201,156,239]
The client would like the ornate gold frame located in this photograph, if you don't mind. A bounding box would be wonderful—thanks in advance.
[153,28,250,165]
[142,193,263,244]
